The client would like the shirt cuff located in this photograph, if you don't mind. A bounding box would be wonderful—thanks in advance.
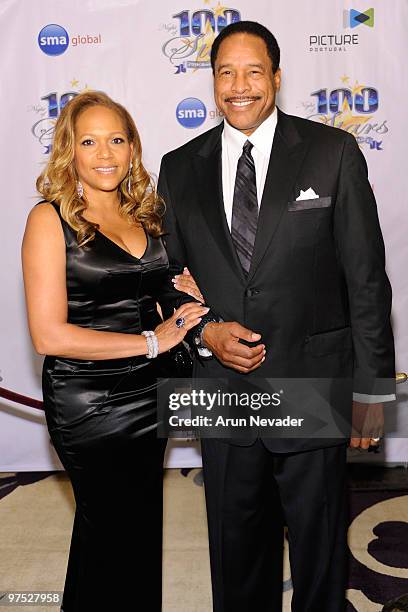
[352,392,396,403]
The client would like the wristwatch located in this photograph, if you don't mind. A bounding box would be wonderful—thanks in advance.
[193,314,222,358]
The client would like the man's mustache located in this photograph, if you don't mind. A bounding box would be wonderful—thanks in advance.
[225,96,261,102]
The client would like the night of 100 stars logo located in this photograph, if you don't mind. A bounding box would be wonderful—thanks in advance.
[299,76,389,151]
[29,80,89,154]
[160,2,241,74]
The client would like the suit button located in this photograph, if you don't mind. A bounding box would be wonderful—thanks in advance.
[245,288,260,297]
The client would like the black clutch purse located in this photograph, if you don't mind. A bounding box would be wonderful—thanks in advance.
[166,341,194,377]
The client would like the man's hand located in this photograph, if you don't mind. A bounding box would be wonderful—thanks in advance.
[202,322,265,373]
[350,401,384,450]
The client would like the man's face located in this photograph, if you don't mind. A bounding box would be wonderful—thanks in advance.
[214,33,281,136]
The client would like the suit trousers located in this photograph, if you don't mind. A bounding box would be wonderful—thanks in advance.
[201,439,348,612]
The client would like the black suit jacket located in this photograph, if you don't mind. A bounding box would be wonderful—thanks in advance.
[158,110,395,452]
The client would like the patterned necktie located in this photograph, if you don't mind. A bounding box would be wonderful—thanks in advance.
[231,140,258,274]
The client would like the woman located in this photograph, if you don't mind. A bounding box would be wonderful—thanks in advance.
[22,91,208,611]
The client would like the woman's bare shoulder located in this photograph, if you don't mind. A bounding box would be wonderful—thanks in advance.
[24,202,64,245]
[26,202,63,232]
[27,201,59,221]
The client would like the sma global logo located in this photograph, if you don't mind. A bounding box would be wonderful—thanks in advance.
[38,24,69,56]
[176,98,207,128]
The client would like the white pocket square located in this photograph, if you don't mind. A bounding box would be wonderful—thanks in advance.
[296,187,319,201]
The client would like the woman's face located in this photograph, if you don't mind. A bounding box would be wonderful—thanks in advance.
[74,105,133,197]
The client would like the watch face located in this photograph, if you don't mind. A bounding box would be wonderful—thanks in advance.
[198,347,213,358]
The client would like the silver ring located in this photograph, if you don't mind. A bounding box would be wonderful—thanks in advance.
[175,317,186,328]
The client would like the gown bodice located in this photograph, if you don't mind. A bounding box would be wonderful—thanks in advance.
[51,202,169,334]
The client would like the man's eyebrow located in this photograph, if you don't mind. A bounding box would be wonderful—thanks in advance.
[216,63,232,71]
[217,62,265,71]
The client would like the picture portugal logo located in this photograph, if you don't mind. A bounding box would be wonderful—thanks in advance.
[343,8,374,29]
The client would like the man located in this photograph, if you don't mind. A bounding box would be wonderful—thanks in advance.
[158,21,395,611]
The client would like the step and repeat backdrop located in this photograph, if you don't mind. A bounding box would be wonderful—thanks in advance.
[0,0,407,469]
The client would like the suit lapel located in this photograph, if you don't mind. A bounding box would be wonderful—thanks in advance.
[247,111,310,281]
[193,124,246,282]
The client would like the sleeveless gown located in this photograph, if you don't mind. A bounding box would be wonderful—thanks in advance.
[42,203,179,611]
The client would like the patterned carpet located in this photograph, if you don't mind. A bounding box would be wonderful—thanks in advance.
[347,489,408,610]
[1,466,408,611]
[345,465,408,611]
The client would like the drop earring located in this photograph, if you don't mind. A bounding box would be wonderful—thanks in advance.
[77,181,84,199]
[127,162,133,192]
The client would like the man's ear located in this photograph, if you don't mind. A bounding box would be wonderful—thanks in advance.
[273,68,282,92]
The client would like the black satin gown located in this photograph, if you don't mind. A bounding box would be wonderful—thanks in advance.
[42,203,178,611]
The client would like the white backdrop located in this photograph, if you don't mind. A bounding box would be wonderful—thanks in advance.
[0,0,407,470]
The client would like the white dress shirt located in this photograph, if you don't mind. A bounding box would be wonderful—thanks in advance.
[221,108,277,229]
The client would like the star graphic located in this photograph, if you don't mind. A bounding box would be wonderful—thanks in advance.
[327,97,372,133]
[213,2,227,17]
[351,81,366,96]
[340,75,349,84]
[196,18,215,62]
[70,78,79,88]
[181,37,195,49]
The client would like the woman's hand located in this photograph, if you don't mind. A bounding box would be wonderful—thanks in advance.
[154,302,209,353]
[173,268,204,303]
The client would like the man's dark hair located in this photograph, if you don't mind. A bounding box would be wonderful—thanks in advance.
[210,21,280,74]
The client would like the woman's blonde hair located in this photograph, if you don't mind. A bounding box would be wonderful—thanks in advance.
[36,90,164,245]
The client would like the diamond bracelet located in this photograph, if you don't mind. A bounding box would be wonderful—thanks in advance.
[141,330,159,359]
